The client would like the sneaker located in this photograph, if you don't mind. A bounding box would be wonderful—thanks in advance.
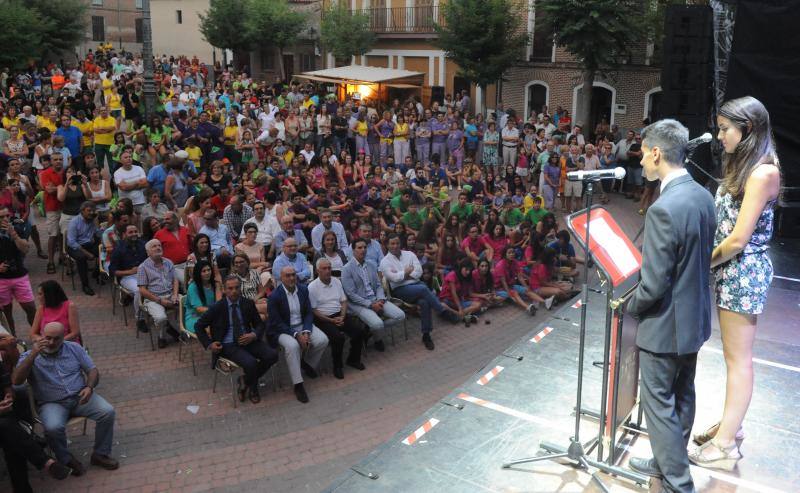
[463,315,471,327]
[544,296,555,310]
[526,304,537,315]
[422,333,435,350]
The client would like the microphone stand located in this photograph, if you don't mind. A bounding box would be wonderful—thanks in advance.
[502,178,647,491]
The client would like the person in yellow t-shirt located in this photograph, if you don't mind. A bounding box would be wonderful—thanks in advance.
[37,110,59,133]
[185,137,203,165]
[73,111,94,148]
[2,107,21,130]
[93,107,118,171]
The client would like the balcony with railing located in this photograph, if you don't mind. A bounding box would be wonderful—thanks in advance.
[356,6,444,35]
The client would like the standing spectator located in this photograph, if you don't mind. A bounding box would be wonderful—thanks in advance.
[374,111,395,166]
[137,239,180,348]
[541,154,561,210]
[430,112,448,164]
[110,224,148,332]
[92,106,117,174]
[113,148,148,216]
[483,121,500,173]
[40,152,66,274]
[379,234,459,350]
[415,115,431,166]
[0,206,36,335]
[267,266,330,403]
[66,201,100,296]
[501,119,520,166]
[615,130,636,194]
[55,115,82,165]
[30,279,83,345]
[393,115,410,166]
[309,258,368,379]
[12,322,119,475]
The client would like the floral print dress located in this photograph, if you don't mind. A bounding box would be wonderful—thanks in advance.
[713,189,774,314]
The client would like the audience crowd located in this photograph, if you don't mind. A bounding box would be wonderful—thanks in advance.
[0,47,650,490]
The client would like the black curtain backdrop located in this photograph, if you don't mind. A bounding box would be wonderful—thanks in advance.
[725,0,800,195]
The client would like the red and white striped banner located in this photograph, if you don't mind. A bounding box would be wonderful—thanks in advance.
[572,299,583,309]
[401,418,440,445]
[456,393,554,427]
[530,326,554,343]
[476,366,504,386]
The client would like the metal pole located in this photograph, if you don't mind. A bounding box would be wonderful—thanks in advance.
[141,0,156,119]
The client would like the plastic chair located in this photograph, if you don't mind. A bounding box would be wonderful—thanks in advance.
[24,379,87,439]
[97,244,110,296]
[212,357,243,408]
[60,237,76,291]
[177,295,198,376]
[138,296,157,352]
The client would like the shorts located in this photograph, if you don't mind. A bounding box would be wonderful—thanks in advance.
[45,210,61,237]
[496,284,528,298]
[516,167,529,177]
[626,167,643,186]
[443,299,474,310]
[564,180,583,197]
[0,274,35,306]
[59,213,77,237]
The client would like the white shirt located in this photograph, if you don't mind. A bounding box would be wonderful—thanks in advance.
[113,165,147,206]
[660,168,689,193]
[300,149,315,164]
[240,214,281,245]
[501,126,520,147]
[283,285,303,327]
[308,277,346,316]
[379,250,422,289]
[582,154,601,171]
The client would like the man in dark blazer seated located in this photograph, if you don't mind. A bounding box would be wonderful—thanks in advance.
[195,275,278,404]
[268,265,329,403]
[626,119,716,493]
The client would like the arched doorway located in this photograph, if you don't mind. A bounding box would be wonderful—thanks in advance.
[644,87,663,122]
[572,82,616,133]
[524,81,549,122]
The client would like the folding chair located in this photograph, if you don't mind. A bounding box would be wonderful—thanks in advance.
[212,357,243,408]
[98,244,111,297]
[380,277,410,344]
[23,375,87,440]
[60,238,76,291]
[177,295,198,376]
[137,296,156,351]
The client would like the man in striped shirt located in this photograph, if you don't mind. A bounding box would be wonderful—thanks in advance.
[137,239,180,349]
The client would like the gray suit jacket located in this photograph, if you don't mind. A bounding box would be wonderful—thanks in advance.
[341,258,386,312]
[627,173,716,355]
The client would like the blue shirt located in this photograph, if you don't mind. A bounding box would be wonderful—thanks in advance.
[199,224,233,256]
[147,164,168,196]
[547,240,576,261]
[431,120,448,143]
[273,228,308,253]
[66,216,98,250]
[55,125,82,158]
[20,342,95,404]
[272,252,311,285]
[310,221,348,252]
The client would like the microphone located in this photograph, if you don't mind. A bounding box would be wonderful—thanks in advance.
[686,132,712,152]
[567,167,626,182]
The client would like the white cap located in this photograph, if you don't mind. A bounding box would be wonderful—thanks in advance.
[175,150,189,159]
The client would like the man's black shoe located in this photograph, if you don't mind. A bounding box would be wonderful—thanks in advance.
[628,457,662,478]
[422,333,435,350]
[332,367,344,379]
[157,337,167,349]
[136,319,149,333]
[346,359,366,371]
[82,285,95,296]
[294,383,309,403]
[373,340,385,352]
[301,361,318,379]
[166,326,180,342]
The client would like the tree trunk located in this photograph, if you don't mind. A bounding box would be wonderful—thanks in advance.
[578,69,595,136]
[476,84,484,117]
[277,47,285,82]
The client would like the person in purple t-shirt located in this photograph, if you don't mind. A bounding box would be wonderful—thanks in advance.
[373,111,395,166]
[430,112,449,165]
[541,153,561,210]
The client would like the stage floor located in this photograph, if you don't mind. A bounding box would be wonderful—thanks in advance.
[327,277,800,493]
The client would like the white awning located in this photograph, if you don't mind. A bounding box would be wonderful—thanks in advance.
[296,65,425,86]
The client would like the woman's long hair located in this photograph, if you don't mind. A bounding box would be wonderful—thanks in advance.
[191,259,215,306]
[718,96,780,201]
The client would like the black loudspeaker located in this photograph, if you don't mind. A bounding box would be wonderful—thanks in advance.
[430,86,445,105]
[660,5,713,136]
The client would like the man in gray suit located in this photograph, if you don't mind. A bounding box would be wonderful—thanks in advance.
[626,119,716,493]
[341,238,406,352]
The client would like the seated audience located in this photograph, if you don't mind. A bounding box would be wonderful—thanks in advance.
[184,260,221,334]
[30,280,82,345]
[109,224,148,332]
[138,239,180,348]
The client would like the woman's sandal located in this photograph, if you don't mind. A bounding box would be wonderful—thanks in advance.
[688,440,742,471]
[693,422,745,446]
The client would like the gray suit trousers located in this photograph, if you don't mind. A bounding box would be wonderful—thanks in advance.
[639,349,697,493]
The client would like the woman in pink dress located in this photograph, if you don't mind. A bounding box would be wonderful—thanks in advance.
[30,280,82,345]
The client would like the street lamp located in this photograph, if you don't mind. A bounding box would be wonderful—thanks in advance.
[141,0,157,119]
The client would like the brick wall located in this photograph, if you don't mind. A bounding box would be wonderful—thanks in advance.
[501,64,661,132]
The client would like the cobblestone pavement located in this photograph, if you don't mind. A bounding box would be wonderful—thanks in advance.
[0,198,644,493]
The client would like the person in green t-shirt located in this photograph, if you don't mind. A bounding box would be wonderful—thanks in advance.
[449,192,473,221]
[524,195,549,228]
[401,202,425,233]
[501,199,524,229]
[390,190,412,216]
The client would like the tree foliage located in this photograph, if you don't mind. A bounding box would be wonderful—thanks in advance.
[434,0,529,89]
[536,0,644,74]
[245,0,307,51]
[199,0,252,53]
[0,0,87,69]
[321,3,375,63]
